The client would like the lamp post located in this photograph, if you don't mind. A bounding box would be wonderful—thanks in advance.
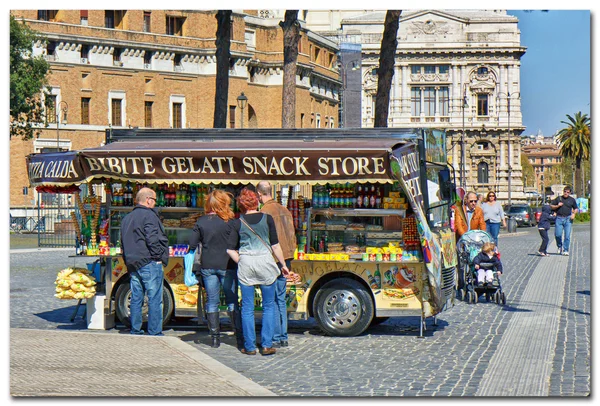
[460,86,468,189]
[56,101,68,151]
[236,92,248,129]
[497,91,520,205]
[339,60,359,128]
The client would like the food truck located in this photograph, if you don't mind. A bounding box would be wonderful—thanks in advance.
[27,128,458,337]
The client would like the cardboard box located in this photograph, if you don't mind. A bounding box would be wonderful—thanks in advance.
[86,295,115,330]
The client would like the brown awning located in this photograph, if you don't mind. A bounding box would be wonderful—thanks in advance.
[28,138,412,187]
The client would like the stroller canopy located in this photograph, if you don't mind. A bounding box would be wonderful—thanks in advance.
[457,230,494,262]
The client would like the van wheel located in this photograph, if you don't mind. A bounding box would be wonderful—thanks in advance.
[115,283,174,328]
[313,278,374,337]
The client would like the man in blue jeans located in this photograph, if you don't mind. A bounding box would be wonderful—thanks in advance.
[121,187,169,335]
[550,186,579,256]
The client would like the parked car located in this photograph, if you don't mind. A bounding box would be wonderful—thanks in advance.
[505,204,537,227]
[534,206,556,226]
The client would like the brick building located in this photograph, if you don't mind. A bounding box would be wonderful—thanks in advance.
[522,142,563,192]
[10,10,340,209]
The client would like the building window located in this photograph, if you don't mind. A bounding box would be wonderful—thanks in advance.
[80,10,88,26]
[438,65,449,74]
[329,117,335,128]
[411,65,420,74]
[424,65,435,75]
[316,114,321,128]
[46,95,57,124]
[166,16,185,36]
[105,11,115,28]
[314,47,321,63]
[46,41,57,60]
[144,51,152,68]
[300,113,305,128]
[410,87,421,116]
[172,103,183,128]
[143,11,151,33]
[174,54,182,72]
[81,98,90,125]
[144,102,153,127]
[80,44,89,63]
[298,35,302,53]
[477,94,488,116]
[438,87,449,116]
[111,99,122,126]
[245,29,256,49]
[477,67,489,75]
[424,87,435,116]
[38,10,57,21]
[229,106,236,128]
[477,162,489,184]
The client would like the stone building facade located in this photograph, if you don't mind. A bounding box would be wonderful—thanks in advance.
[10,10,340,208]
[304,10,527,203]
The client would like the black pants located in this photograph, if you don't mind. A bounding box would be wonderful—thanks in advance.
[538,228,549,254]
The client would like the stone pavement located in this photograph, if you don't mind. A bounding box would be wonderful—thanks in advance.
[9,328,275,397]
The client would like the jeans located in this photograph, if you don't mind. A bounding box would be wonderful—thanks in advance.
[240,280,276,351]
[486,221,501,246]
[130,261,164,335]
[555,216,573,252]
[200,268,239,313]
[538,228,549,254]
[273,259,291,342]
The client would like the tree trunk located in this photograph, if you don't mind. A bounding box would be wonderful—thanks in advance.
[374,10,401,128]
[575,157,582,196]
[280,10,300,129]
[214,10,232,129]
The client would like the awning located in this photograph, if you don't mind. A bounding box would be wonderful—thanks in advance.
[27,137,414,187]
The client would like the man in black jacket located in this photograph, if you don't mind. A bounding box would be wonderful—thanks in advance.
[550,186,579,256]
[121,187,169,335]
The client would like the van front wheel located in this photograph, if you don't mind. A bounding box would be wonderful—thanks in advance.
[313,278,374,337]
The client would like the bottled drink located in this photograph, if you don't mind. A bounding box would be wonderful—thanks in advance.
[369,185,376,209]
[323,185,330,208]
[356,185,363,208]
[157,184,165,207]
[365,270,379,289]
[185,184,191,207]
[323,232,328,252]
[115,239,121,255]
[375,184,382,209]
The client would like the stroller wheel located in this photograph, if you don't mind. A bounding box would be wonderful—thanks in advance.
[501,292,506,305]
[466,291,472,304]
[459,289,465,301]
[474,292,478,304]
[495,292,500,305]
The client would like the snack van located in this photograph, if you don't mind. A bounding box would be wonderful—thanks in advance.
[27,128,458,336]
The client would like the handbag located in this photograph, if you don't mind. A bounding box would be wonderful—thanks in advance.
[239,216,282,269]
[183,248,199,287]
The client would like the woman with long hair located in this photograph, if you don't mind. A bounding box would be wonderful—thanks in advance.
[226,187,289,356]
[189,189,243,349]
[481,191,506,246]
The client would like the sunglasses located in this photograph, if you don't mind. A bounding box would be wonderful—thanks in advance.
[148,197,157,201]
[489,195,496,198]
[468,200,478,203]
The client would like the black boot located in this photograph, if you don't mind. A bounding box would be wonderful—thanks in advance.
[228,310,244,350]
[207,312,220,348]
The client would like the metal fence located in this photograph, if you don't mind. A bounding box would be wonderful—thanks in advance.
[36,193,79,247]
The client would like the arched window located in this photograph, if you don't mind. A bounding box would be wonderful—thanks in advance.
[477,162,489,184]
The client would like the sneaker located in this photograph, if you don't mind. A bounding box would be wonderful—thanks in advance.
[563,251,569,256]
[279,340,289,347]
[559,247,563,255]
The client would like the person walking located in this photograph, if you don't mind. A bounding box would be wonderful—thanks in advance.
[536,204,553,256]
[227,187,289,356]
[120,187,169,336]
[188,190,243,349]
[257,181,297,348]
[481,191,506,246]
[454,191,487,240]
[550,186,579,256]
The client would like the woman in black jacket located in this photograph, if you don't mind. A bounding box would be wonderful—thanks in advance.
[537,205,553,256]
[189,190,242,349]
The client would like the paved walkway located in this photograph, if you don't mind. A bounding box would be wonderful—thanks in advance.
[10,328,275,397]
[476,239,567,395]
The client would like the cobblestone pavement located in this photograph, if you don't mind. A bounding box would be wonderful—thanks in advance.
[9,225,590,396]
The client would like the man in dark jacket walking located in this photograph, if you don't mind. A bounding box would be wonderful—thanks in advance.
[121,187,169,336]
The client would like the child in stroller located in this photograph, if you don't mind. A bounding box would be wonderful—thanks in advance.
[473,242,503,288]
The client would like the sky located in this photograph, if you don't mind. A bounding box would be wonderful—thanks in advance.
[508,10,591,138]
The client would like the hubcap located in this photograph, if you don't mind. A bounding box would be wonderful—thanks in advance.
[322,289,362,331]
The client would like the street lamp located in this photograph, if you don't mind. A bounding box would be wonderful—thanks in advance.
[56,100,68,151]
[460,86,468,189]
[497,91,520,205]
[339,60,359,128]
[236,92,248,129]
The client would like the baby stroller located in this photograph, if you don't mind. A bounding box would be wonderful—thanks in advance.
[456,230,506,305]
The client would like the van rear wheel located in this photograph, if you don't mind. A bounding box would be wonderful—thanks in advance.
[313,278,374,337]
[115,283,174,328]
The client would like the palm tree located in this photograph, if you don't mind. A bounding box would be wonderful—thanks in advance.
[556,112,591,195]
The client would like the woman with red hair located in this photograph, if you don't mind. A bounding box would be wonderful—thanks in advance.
[227,187,289,356]
[189,189,242,349]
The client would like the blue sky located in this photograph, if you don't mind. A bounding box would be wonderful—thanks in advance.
[508,10,591,137]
